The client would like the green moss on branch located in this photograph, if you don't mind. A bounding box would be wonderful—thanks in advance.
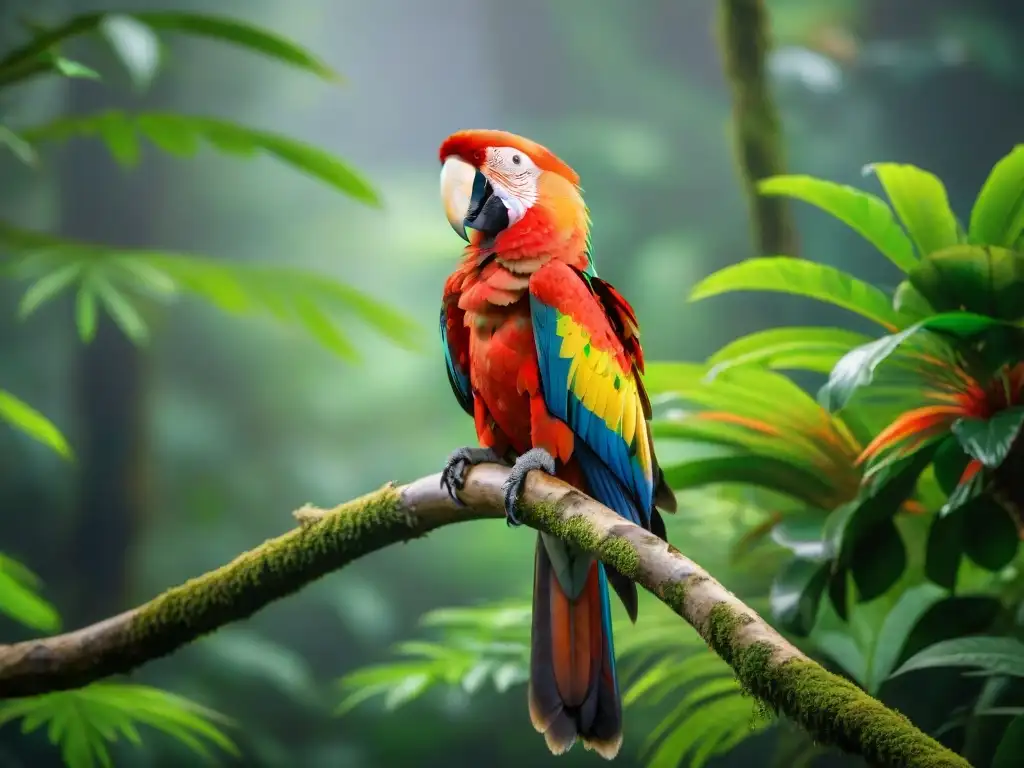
[0,483,416,697]
[691,601,969,767]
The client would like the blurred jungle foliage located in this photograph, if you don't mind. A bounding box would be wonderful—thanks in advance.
[0,1,1023,767]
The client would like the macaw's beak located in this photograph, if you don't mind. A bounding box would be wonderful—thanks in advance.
[439,155,509,243]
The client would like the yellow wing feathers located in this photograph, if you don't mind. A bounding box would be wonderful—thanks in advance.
[556,314,653,482]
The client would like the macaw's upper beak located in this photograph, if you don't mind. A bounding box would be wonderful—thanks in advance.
[439,155,509,243]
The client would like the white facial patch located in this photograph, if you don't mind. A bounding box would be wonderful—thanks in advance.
[485,146,539,226]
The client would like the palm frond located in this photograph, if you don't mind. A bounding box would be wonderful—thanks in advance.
[338,600,772,767]
[21,112,378,204]
[335,602,531,714]
[0,684,237,768]
[0,223,420,360]
[0,10,339,89]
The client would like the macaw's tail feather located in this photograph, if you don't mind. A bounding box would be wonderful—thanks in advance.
[528,537,622,760]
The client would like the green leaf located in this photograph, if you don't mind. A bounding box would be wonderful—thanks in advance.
[925,512,964,590]
[96,112,141,168]
[25,112,379,205]
[892,280,935,319]
[849,519,906,603]
[148,254,419,356]
[770,557,829,636]
[992,714,1024,768]
[0,553,61,632]
[941,467,986,518]
[75,286,98,343]
[868,162,961,257]
[645,695,763,768]
[0,389,72,459]
[891,636,1024,679]
[896,597,1002,674]
[708,326,871,376]
[818,323,923,412]
[867,583,946,694]
[0,125,37,165]
[100,15,161,91]
[908,245,1024,321]
[758,174,917,271]
[0,12,338,89]
[51,57,100,80]
[770,514,830,560]
[136,12,339,80]
[661,455,839,510]
[93,278,150,344]
[819,311,1006,412]
[969,145,1024,247]
[815,629,867,682]
[646,362,829,433]
[952,407,1024,469]
[933,436,973,495]
[17,263,83,318]
[963,500,1020,572]
[0,223,421,358]
[689,257,908,331]
[828,569,850,621]
[827,445,938,570]
[0,683,236,768]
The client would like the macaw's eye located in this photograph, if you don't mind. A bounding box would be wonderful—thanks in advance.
[512,154,521,165]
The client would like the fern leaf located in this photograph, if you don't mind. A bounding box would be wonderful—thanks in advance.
[0,684,236,768]
[22,112,378,204]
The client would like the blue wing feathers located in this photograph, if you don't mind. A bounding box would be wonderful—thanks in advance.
[575,441,644,526]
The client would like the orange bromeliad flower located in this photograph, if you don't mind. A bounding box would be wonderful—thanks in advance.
[691,407,924,515]
[857,359,1024,486]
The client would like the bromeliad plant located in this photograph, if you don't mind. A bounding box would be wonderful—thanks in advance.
[687,146,1024,618]
[678,145,1024,765]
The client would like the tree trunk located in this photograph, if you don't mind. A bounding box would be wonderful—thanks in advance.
[59,83,159,624]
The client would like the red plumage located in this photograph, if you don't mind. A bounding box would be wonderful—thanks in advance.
[439,130,672,758]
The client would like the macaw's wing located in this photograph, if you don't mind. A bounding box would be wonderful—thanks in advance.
[440,291,472,415]
[529,260,661,531]
[586,273,677,521]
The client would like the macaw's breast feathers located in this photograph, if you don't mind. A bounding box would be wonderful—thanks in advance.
[439,129,580,185]
[529,261,658,525]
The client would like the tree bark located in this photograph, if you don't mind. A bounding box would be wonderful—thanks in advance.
[717,0,798,258]
[0,465,968,768]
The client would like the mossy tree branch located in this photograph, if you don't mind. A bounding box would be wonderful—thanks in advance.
[0,465,966,767]
[718,0,799,257]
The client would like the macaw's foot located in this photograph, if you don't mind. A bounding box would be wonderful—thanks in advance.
[440,446,502,506]
[501,448,556,527]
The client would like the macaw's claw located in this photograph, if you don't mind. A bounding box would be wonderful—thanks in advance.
[501,448,557,527]
[440,446,502,506]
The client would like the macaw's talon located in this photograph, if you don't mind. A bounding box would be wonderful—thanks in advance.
[501,448,557,527]
[440,446,502,506]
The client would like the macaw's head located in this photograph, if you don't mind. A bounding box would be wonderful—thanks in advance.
[438,129,588,260]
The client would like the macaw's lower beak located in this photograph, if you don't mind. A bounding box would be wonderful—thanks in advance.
[440,156,509,243]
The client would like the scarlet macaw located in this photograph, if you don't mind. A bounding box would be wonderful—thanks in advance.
[436,129,677,758]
